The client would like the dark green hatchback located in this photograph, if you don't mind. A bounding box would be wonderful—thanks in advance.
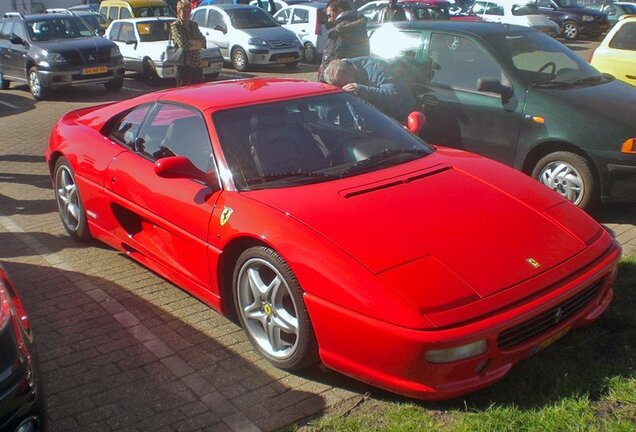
[369,21,636,209]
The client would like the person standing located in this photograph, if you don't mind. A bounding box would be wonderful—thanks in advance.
[323,57,416,122]
[378,0,407,23]
[171,0,207,87]
[318,0,369,81]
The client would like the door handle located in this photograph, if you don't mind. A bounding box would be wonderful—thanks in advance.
[627,74,636,79]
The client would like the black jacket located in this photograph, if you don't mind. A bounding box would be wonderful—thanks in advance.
[320,11,369,72]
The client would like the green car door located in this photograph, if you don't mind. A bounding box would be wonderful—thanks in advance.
[413,31,525,166]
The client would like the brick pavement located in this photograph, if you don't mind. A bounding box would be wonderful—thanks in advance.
[1,72,635,432]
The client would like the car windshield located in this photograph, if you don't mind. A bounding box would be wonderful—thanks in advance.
[487,31,606,87]
[413,6,451,19]
[136,20,173,41]
[512,3,539,15]
[622,4,636,13]
[133,6,173,17]
[27,16,94,40]
[78,14,109,30]
[213,93,433,190]
[227,8,279,29]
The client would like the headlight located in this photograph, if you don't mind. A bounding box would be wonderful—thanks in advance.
[248,37,269,47]
[582,15,594,22]
[425,340,488,363]
[111,46,121,57]
[47,52,66,64]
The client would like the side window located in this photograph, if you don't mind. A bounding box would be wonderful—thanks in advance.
[109,22,122,40]
[119,22,135,42]
[99,6,108,16]
[537,0,551,7]
[108,104,153,148]
[121,8,132,18]
[486,3,504,15]
[137,104,212,172]
[276,9,291,24]
[108,7,119,20]
[291,8,309,24]
[207,10,225,29]
[429,33,504,91]
[471,1,488,14]
[12,22,27,40]
[192,9,206,26]
[609,22,636,50]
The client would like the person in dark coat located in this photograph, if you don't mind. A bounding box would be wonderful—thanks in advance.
[318,0,369,81]
[378,0,407,23]
[324,56,416,122]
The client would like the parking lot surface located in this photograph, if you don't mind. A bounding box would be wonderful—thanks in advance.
[1,49,635,431]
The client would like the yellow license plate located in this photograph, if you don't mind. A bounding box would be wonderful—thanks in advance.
[201,60,209,68]
[82,66,108,75]
[534,327,570,354]
[277,56,294,64]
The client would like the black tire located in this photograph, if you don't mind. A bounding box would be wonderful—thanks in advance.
[104,77,123,92]
[531,151,598,210]
[28,67,49,100]
[143,59,160,86]
[231,47,249,72]
[563,20,579,40]
[233,246,318,371]
[284,61,299,69]
[0,73,9,90]
[54,157,91,241]
[303,42,317,63]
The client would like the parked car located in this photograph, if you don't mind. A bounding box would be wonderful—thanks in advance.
[0,265,45,432]
[99,0,174,20]
[590,15,636,86]
[597,1,636,27]
[46,78,621,400]
[0,12,125,99]
[537,0,609,40]
[105,17,223,84]
[469,0,561,36]
[273,3,326,62]
[191,4,302,71]
[360,0,482,23]
[369,21,636,209]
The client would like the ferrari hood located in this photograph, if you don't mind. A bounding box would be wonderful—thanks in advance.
[246,162,590,298]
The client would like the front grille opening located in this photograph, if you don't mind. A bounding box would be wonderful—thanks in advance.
[497,279,603,350]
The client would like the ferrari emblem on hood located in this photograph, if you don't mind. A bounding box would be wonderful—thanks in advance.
[220,207,233,226]
[526,258,541,269]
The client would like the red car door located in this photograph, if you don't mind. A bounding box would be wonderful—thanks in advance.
[104,102,222,293]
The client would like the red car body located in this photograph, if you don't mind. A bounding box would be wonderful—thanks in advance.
[45,79,620,400]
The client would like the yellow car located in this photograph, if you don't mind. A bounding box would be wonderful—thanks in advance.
[590,15,636,86]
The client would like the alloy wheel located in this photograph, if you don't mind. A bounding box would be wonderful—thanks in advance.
[538,161,584,205]
[55,165,82,232]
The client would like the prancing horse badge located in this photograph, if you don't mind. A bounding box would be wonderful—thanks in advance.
[220,207,233,226]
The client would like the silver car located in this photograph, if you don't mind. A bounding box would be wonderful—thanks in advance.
[192,4,303,71]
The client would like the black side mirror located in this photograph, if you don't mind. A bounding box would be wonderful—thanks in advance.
[9,34,24,45]
[477,78,513,103]
[213,24,227,34]
[125,38,137,45]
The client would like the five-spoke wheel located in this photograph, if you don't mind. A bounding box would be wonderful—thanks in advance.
[54,157,91,241]
[233,246,317,370]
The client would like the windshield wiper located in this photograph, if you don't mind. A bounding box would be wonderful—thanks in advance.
[341,148,429,176]
[531,80,574,89]
[571,75,611,86]
[246,171,337,185]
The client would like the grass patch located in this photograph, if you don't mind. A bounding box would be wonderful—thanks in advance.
[297,257,636,432]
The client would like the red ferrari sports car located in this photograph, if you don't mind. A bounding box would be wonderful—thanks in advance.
[45,78,621,400]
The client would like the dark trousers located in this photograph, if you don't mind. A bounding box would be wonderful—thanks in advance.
[176,65,203,87]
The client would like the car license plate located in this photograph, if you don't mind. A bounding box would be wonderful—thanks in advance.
[277,56,294,64]
[82,66,108,75]
[531,327,570,356]
[201,60,209,68]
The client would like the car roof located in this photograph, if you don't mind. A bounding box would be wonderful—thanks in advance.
[208,4,259,10]
[103,0,169,6]
[152,78,340,111]
[277,3,325,10]
[24,13,85,21]
[372,20,535,36]
[112,16,175,22]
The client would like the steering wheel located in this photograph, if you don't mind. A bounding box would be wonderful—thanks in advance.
[537,61,557,76]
